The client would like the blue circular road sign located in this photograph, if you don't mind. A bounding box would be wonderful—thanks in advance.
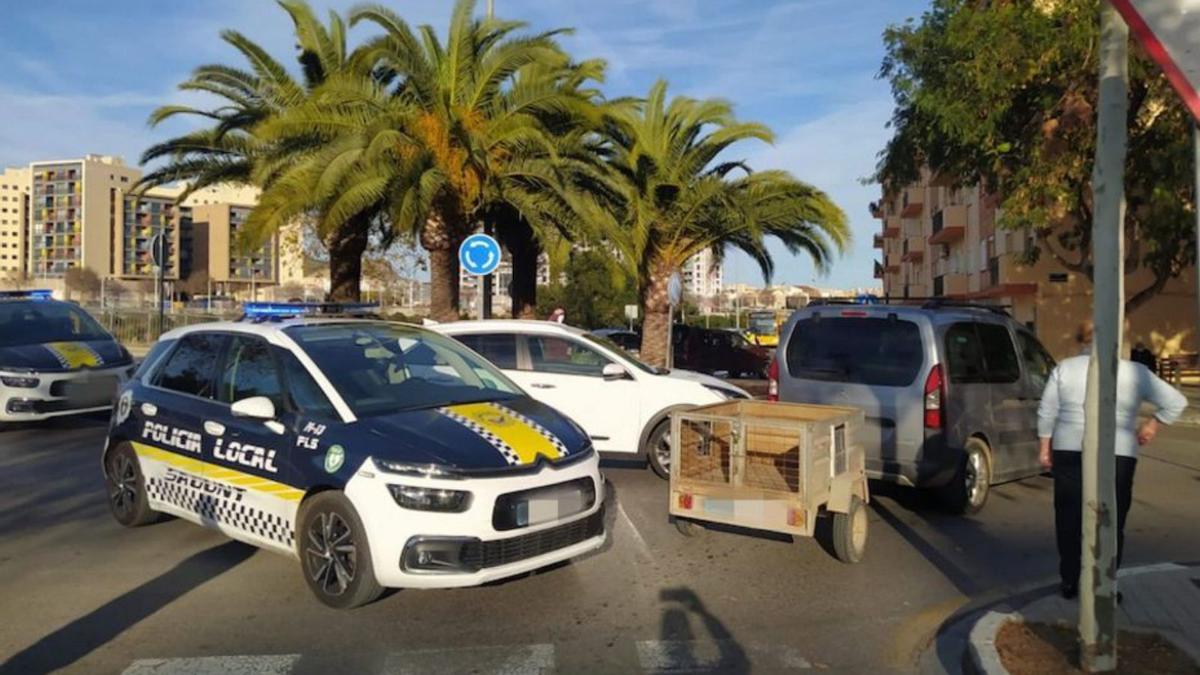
[459,233,502,276]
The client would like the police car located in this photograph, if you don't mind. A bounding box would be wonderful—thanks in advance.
[102,302,606,609]
[1,290,134,425]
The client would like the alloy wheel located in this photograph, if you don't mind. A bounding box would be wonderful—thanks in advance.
[966,449,986,508]
[655,428,672,473]
[108,454,138,519]
[306,512,357,597]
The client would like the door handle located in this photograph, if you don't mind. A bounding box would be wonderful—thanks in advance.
[204,420,226,437]
[529,383,556,389]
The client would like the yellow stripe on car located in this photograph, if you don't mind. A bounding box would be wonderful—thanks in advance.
[131,442,304,502]
[45,341,102,368]
[443,402,566,465]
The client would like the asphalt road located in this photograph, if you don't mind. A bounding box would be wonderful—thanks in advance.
[1,415,1198,674]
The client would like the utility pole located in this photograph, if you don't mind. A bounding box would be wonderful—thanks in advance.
[1080,3,1127,672]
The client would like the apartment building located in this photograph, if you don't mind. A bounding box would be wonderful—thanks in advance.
[874,172,1197,358]
[0,167,30,278]
[190,202,278,295]
[681,248,723,300]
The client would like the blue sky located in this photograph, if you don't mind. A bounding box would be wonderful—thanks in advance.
[0,0,928,289]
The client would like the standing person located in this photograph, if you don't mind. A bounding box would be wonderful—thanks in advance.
[1037,321,1187,599]
[1130,341,1157,375]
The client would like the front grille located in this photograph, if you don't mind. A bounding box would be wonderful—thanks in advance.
[492,477,597,531]
[49,375,118,405]
[463,509,604,570]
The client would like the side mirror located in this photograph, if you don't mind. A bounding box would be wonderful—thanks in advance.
[231,396,277,421]
[602,363,630,381]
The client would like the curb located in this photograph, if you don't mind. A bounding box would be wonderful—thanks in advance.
[963,562,1196,675]
[968,610,1017,675]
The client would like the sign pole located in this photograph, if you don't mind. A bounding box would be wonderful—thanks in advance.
[156,235,166,340]
[1081,3,1127,672]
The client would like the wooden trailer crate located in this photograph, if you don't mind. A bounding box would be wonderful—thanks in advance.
[669,400,868,558]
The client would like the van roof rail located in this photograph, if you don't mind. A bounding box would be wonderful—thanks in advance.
[806,296,1011,316]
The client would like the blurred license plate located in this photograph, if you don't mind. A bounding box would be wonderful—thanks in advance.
[520,485,587,527]
[61,377,117,406]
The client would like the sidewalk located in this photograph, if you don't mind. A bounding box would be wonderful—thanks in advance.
[968,563,1200,674]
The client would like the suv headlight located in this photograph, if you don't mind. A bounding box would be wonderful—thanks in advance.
[1,375,39,388]
[388,484,472,512]
[374,459,463,480]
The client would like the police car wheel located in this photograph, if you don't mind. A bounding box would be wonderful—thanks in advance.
[298,492,384,609]
[105,443,159,527]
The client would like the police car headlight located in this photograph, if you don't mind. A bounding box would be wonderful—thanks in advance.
[374,459,463,480]
[387,484,472,513]
[1,375,39,388]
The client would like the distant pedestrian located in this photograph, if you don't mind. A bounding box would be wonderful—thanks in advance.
[1130,341,1157,375]
[548,307,565,324]
[1036,321,1187,599]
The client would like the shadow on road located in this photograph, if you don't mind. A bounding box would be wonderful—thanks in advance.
[0,541,255,675]
[655,587,748,672]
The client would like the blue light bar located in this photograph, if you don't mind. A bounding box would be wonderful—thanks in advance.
[0,289,53,300]
[854,294,879,305]
[242,301,380,320]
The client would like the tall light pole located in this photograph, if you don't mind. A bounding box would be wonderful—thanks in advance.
[1080,3,1127,671]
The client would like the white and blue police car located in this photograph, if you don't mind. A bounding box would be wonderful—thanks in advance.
[1,290,135,425]
[103,302,605,608]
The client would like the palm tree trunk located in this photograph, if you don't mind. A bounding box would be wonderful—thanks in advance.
[427,246,460,321]
[422,208,462,322]
[326,214,370,302]
[639,263,674,368]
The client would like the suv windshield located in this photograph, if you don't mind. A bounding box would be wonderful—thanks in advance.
[785,316,924,387]
[286,323,522,418]
[0,301,112,348]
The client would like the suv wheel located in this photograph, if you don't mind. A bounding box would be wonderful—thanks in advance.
[105,443,160,527]
[298,491,384,609]
[938,437,992,515]
[645,420,672,479]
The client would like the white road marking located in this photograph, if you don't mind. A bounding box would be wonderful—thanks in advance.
[635,640,811,672]
[123,654,300,675]
[618,500,652,558]
[381,643,555,674]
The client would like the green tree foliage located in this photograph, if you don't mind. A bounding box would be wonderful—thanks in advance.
[591,80,849,366]
[877,0,1196,310]
[534,250,636,329]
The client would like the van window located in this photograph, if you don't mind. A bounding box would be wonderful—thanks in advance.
[944,322,1020,384]
[785,317,923,387]
[1017,330,1055,389]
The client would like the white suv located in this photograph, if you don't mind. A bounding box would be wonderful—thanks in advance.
[434,320,750,477]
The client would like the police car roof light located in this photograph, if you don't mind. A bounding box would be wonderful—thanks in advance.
[0,289,53,301]
[240,301,381,321]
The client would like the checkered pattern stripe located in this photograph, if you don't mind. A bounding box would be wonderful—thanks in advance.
[492,404,569,458]
[147,477,295,547]
[437,406,523,465]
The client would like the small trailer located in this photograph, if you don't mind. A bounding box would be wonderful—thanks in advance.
[668,400,869,563]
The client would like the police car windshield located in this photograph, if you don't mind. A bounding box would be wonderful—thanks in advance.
[286,323,523,418]
[0,301,111,348]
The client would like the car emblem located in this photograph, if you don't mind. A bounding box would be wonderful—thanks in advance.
[324,445,345,473]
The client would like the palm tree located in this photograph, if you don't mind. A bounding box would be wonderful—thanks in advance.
[138,1,378,300]
[348,0,600,320]
[597,80,850,367]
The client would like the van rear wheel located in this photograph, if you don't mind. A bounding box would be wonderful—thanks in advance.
[937,438,992,515]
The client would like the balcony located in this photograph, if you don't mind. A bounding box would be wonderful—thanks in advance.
[873,260,884,279]
[882,217,901,239]
[900,186,923,218]
[869,201,884,219]
[928,204,967,245]
[873,234,884,249]
[901,236,925,263]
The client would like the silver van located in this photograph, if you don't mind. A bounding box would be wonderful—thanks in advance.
[769,300,1056,514]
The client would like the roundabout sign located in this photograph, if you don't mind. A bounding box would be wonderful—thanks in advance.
[459,233,501,276]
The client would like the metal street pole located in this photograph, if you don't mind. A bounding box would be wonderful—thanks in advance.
[1195,123,1200,357]
[156,236,166,340]
[1081,3,1127,671]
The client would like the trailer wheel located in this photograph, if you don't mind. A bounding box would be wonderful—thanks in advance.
[674,517,702,537]
[831,496,867,564]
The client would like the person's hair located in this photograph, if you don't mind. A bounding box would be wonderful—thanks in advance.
[1075,320,1094,345]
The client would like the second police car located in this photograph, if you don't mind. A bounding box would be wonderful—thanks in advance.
[103,303,606,608]
[1,290,135,425]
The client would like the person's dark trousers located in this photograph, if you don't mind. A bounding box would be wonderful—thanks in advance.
[1053,450,1138,588]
